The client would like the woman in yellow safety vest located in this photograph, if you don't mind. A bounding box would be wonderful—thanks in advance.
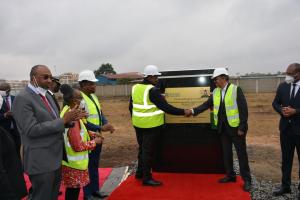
[60,84,103,200]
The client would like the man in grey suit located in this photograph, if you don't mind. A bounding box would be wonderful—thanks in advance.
[12,65,85,200]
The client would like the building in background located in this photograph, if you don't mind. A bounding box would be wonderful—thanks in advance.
[59,73,79,85]
[96,72,143,85]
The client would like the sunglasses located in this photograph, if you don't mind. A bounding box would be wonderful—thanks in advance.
[39,75,52,80]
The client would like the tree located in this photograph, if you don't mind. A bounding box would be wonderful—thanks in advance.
[94,63,116,76]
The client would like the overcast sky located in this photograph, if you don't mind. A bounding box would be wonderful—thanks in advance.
[0,0,299,80]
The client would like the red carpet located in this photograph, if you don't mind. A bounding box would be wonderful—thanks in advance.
[23,168,112,200]
[108,173,251,200]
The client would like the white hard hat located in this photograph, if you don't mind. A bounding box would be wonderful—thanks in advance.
[143,65,161,77]
[78,70,98,82]
[211,68,229,79]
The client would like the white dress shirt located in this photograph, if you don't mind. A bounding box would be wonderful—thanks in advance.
[291,80,300,98]
[221,83,229,101]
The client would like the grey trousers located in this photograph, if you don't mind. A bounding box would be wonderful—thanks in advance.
[29,167,61,200]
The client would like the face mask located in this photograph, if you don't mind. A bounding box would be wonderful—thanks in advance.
[37,87,48,96]
[285,75,294,84]
[0,90,6,96]
[33,76,47,96]
[79,100,86,110]
[0,96,3,108]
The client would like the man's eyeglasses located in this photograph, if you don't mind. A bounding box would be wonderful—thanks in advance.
[39,75,52,80]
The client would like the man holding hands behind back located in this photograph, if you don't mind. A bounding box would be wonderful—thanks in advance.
[191,68,251,192]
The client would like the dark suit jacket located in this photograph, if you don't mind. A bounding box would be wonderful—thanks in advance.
[0,127,27,199]
[12,86,65,175]
[193,83,248,134]
[0,95,17,133]
[272,82,300,134]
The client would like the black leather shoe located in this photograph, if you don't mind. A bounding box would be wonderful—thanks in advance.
[273,187,291,196]
[218,176,236,183]
[143,179,162,186]
[92,191,109,198]
[243,181,251,192]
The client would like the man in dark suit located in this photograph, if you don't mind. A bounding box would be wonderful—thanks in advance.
[191,68,251,192]
[273,63,300,196]
[0,83,21,154]
[0,127,27,200]
[12,65,85,200]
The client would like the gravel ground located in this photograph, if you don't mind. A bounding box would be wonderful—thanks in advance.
[128,159,300,199]
[232,159,299,200]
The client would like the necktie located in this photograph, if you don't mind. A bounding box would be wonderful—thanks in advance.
[39,94,55,118]
[5,96,10,111]
[290,83,296,106]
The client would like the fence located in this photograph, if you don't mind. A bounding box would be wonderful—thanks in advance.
[9,76,284,97]
[94,76,284,97]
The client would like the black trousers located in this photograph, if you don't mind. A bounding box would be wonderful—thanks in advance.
[65,187,80,200]
[134,126,161,181]
[9,129,21,156]
[83,144,102,197]
[280,129,300,188]
[220,125,251,182]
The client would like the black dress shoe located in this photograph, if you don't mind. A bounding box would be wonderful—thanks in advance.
[143,179,162,186]
[92,191,109,198]
[218,176,236,183]
[273,187,291,196]
[243,181,251,192]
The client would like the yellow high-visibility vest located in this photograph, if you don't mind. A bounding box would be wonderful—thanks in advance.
[60,105,90,170]
[131,84,164,128]
[213,84,240,127]
[81,92,102,126]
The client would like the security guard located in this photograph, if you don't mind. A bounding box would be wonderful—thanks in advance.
[78,70,115,200]
[129,65,191,186]
[192,68,251,192]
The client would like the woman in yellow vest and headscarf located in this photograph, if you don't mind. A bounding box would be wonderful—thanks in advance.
[60,84,103,200]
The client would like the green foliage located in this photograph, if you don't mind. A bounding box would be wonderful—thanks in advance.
[94,63,116,76]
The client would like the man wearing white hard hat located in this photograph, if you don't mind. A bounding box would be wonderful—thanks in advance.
[129,65,192,186]
[191,68,251,192]
[78,70,115,200]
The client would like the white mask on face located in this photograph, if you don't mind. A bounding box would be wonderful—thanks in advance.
[36,87,48,96]
[33,76,48,96]
[0,95,3,108]
[0,90,6,96]
[285,75,294,84]
[79,100,86,110]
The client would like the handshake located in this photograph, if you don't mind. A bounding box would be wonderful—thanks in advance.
[184,109,193,117]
